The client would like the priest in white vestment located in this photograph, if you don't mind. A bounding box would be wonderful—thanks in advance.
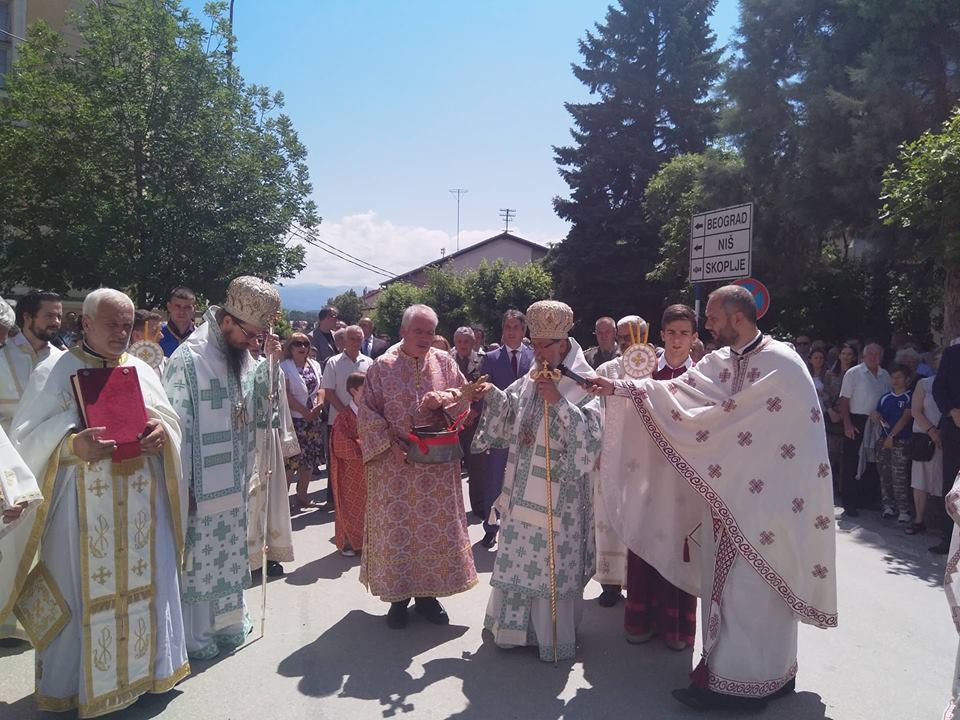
[247,356,298,576]
[164,277,282,660]
[0,289,65,432]
[4,288,189,718]
[591,286,837,712]
[593,314,650,607]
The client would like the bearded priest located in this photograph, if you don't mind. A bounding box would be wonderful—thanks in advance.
[164,276,282,659]
[472,300,602,662]
[590,285,837,712]
[5,288,189,717]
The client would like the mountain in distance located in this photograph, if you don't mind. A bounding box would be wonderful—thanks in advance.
[274,283,366,312]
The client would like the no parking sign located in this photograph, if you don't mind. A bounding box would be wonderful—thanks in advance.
[732,277,771,319]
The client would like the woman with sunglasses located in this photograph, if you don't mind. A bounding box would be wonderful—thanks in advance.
[280,332,326,509]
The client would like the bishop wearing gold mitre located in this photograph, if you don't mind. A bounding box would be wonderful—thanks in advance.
[4,288,189,717]
[472,300,603,662]
[163,276,282,660]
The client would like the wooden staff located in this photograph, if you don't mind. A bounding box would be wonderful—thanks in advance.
[532,360,562,664]
[260,323,279,637]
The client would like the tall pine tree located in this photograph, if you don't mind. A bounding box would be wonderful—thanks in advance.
[548,0,721,338]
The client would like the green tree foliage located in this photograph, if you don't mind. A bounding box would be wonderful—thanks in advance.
[372,283,423,342]
[325,289,365,325]
[881,108,960,340]
[717,0,960,340]
[420,268,470,340]
[548,0,722,336]
[644,149,748,292]
[373,261,555,344]
[0,0,318,307]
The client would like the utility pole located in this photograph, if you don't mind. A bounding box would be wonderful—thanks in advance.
[499,208,516,234]
[449,188,468,251]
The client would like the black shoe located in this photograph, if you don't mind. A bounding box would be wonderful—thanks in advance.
[480,532,497,548]
[905,522,926,535]
[930,541,950,555]
[598,586,622,607]
[413,597,449,625]
[768,677,796,700]
[671,685,767,713]
[266,561,285,577]
[386,600,409,629]
[843,508,860,518]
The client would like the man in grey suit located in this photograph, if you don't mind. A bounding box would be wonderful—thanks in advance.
[359,316,389,359]
[476,309,534,547]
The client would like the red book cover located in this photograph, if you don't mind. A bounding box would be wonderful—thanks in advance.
[71,366,148,463]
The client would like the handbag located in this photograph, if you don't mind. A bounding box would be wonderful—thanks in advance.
[909,431,936,462]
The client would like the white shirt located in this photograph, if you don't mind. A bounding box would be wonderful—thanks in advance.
[657,354,693,372]
[839,362,892,415]
[320,351,373,424]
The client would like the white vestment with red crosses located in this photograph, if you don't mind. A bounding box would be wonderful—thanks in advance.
[605,336,838,698]
[943,474,960,720]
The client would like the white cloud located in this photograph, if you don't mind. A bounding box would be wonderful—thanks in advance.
[289,212,548,288]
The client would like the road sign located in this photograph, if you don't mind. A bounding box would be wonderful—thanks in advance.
[732,277,771,319]
[689,202,753,283]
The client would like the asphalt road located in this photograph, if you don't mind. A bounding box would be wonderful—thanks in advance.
[0,472,953,720]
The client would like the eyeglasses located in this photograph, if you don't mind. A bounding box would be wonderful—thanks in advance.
[291,340,309,349]
[235,321,264,343]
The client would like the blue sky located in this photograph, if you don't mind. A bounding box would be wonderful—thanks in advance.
[183,0,739,291]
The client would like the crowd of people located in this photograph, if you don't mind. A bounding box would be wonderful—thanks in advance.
[0,281,957,716]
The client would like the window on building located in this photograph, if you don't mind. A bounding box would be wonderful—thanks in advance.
[0,0,10,88]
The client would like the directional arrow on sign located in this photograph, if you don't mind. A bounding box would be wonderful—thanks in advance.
[694,244,703,251]
[693,266,701,273]
[695,222,703,230]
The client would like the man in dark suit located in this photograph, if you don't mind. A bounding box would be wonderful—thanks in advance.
[359,316,389,359]
[931,340,960,553]
[476,309,534,547]
[310,306,340,369]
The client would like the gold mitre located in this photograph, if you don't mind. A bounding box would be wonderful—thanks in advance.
[223,276,281,328]
[526,300,574,340]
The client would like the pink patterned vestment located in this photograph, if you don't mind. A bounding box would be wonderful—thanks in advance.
[357,347,478,602]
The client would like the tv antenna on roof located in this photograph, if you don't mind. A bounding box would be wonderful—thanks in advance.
[499,208,515,234]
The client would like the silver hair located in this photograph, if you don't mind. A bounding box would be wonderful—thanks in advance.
[617,315,648,336]
[400,304,438,330]
[894,347,922,366]
[333,327,347,343]
[454,326,475,340]
[82,288,134,318]
[344,324,364,338]
[0,300,14,330]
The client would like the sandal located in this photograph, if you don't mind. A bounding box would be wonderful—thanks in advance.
[905,522,926,535]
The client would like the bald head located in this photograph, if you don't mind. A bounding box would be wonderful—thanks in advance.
[615,315,648,352]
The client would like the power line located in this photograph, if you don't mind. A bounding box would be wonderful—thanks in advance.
[287,227,390,277]
[290,224,397,276]
[287,226,395,278]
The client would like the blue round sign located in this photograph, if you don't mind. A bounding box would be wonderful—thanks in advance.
[732,277,771,319]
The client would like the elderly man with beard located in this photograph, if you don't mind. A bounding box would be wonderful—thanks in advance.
[358,304,479,630]
[0,290,65,433]
[163,276,282,659]
[4,288,188,716]
[591,286,837,711]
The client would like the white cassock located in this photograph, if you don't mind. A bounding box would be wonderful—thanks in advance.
[0,334,64,432]
[592,356,645,587]
[6,345,189,718]
[0,336,64,641]
[247,363,298,570]
[601,336,838,698]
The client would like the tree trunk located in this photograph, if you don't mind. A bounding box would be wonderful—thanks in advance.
[945,265,960,343]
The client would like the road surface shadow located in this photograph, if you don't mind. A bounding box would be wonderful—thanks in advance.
[285,549,358,584]
[278,609,468,717]
[838,510,945,586]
